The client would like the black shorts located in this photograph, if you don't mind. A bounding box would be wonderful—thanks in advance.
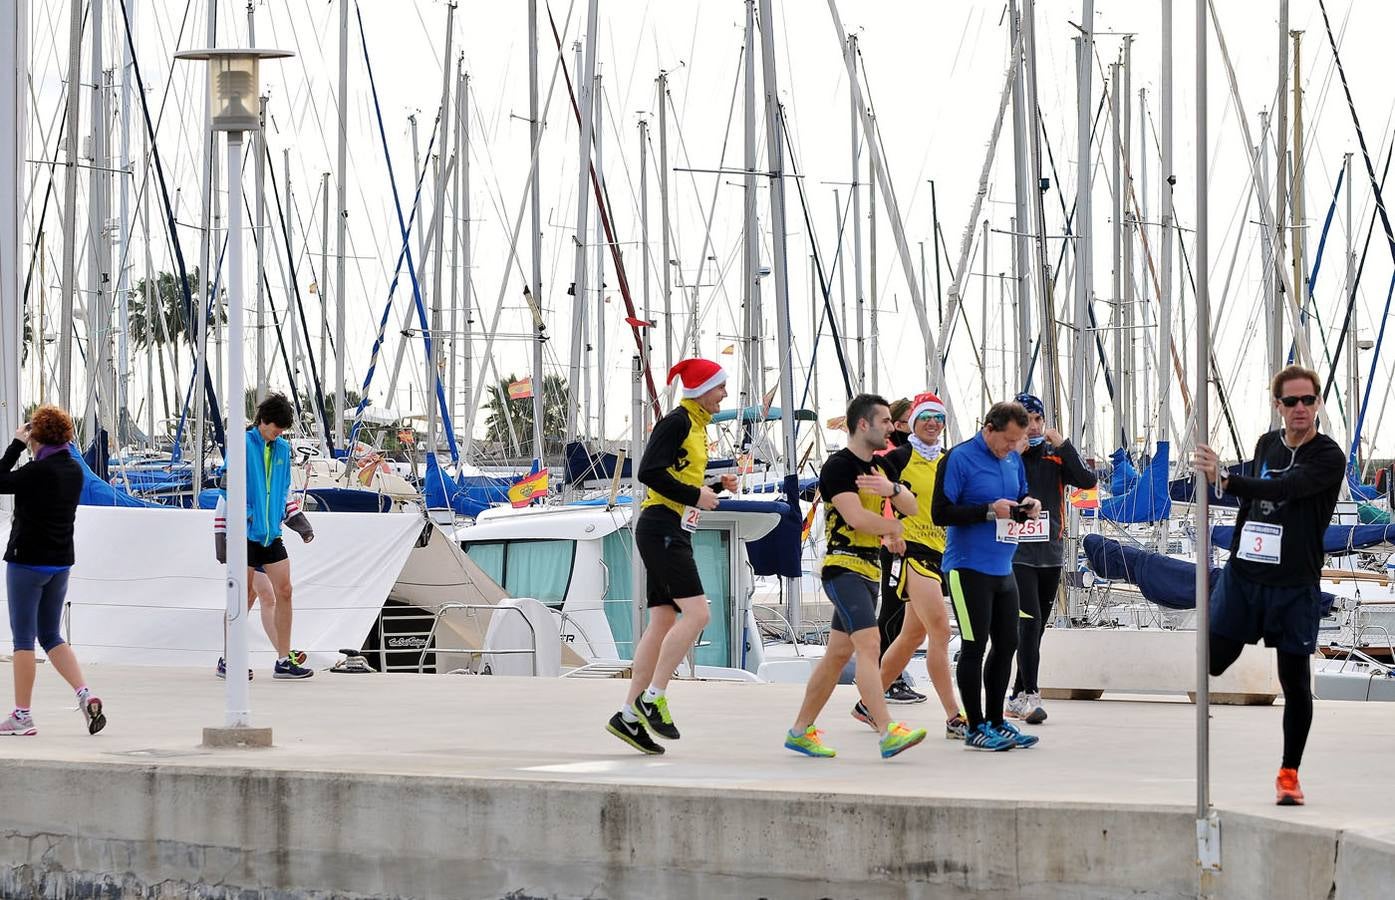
[823,569,880,634]
[635,508,704,608]
[1210,565,1322,655]
[892,542,944,600]
[247,538,289,569]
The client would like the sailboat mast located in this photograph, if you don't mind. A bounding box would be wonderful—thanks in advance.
[192,0,217,493]
[0,0,23,442]
[658,70,672,374]
[254,96,267,403]
[1069,1,1094,449]
[1121,36,1134,448]
[118,0,137,434]
[1344,152,1357,458]
[743,0,761,411]
[527,0,545,462]
[58,0,82,411]
[594,72,606,441]
[334,0,349,447]
[84,4,110,444]
[1290,29,1307,352]
[566,0,600,444]
[1271,0,1289,429]
[1009,0,1032,391]
[1110,58,1123,451]
[846,35,865,390]
[1158,0,1173,449]
[427,2,456,456]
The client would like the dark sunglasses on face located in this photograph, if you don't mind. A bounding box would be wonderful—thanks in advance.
[1278,394,1318,408]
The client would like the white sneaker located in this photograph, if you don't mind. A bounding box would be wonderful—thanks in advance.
[0,712,36,736]
[1005,693,1030,720]
[1023,692,1047,725]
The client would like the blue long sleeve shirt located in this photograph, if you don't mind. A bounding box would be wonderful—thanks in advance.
[932,432,1029,576]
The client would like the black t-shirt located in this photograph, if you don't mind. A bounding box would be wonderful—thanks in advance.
[1226,430,1345,586]
[819,448,888,581]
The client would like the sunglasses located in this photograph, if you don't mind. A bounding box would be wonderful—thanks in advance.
[1278,394,1317,408]
[916,413,946,424]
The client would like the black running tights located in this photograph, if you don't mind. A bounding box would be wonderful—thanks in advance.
[1210,635,1313,770]
[877,546,907,659]
[1012,564,1062,696]
[948,569,1020,729]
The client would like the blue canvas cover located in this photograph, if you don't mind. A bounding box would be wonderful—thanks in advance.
[1101,442,1172,524]
[71,445,163,508]
[1109,448,1139,495]
[1212,523,1395,557]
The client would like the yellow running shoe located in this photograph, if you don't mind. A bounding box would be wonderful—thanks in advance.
[785,725,836,758]
[880,722,927,758]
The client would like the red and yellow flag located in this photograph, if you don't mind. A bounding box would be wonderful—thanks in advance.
[1069,487,1099,510]
[508,468,549,508]
[507,377,534,401]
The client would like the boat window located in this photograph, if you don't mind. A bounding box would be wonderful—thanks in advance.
[601,531,636,655]
[462,539,575,608]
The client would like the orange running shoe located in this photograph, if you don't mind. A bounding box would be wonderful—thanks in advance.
[1275,767,1304,806]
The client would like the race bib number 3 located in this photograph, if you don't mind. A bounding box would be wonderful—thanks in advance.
[1236,521,1282,564]
[681,506,702,533]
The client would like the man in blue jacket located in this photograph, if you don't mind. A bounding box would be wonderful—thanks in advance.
[931,401,1041,751]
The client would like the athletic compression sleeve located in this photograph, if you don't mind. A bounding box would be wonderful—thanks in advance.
[931,449,992,526]
[637,407,702,506]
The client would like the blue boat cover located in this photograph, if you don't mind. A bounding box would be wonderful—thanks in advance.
[1347,465,1381,501]
[423,452,514,517]
[1082,533,1338,614]
[1101,442,1172,524]
[71,445,163,508]
[1109,448,1139,495]
[1212,523,1395,556]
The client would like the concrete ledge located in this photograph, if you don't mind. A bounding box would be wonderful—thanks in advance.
[202,726,274,748]
[1041,628,1281,703]
[0,759,1388,899]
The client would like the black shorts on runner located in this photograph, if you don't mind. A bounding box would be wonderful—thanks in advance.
[1210,565,1323,656]
[824,569,880,634]
[247,538,289,569]
[635,508,704,608]
[894,542,943,600]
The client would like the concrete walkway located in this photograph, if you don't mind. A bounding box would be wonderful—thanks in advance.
[0,664,1392,898]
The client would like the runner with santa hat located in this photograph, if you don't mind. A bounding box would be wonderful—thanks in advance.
[855,392,967,739]
[606,358,739,754]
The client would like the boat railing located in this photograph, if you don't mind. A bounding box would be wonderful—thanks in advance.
[372,602,539,676]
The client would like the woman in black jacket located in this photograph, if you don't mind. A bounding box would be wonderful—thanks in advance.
[0,405,105,736]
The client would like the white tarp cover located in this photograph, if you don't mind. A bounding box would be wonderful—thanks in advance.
[0,507,424,668]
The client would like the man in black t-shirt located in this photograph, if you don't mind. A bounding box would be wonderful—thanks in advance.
[1193,364,1345,807]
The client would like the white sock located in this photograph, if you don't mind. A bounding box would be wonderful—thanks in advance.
[643,686,663,702]
[619,705,639,723]
[75,686,90,703]
[13,707,30,719]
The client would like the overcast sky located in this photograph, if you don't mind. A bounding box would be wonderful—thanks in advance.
[20,0,1395,463]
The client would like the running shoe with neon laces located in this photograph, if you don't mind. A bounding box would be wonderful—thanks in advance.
[288,649,308,667]
[634,693,680,740]
[80,696,106,735]
[879,722,927,758]
[1275,767,1305,806]
[785,725,836,758]
[964,722,1015,751]
[850,700,877,730]
[606,711,664,755]
[0,712,36,736]
[945,713,969,740]
[273,658,314,679]
[994,720,1039,749]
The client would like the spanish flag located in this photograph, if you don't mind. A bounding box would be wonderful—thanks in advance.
[721,344,735,355]
[801,490,820,542]
[508,468,549,507]
[507,377,534,401]
[1069,487,1099,510]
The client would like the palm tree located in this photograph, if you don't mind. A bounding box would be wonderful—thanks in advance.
[481,373,568,457]
[130,269,228,424]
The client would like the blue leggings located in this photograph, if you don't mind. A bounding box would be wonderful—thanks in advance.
[7,564,69,652]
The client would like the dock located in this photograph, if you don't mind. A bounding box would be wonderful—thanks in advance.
[0,664,1391,898]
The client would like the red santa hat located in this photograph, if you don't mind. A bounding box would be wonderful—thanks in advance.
[909,391,946,422]
[668,358,728,399]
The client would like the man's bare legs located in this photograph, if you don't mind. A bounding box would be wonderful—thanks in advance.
[262,559,294,659]
[643,594,710,695]
[252,570,278,647]
[792,627,895,737]
[626,605,676,706]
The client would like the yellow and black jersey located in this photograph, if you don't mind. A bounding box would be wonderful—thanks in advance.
[639,399,715,518]
[819,447,886,581]
[882,443,945,553]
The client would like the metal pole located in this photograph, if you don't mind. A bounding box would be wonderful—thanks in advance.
[1070,5,1094,449]
[1139,86,1150,447]
[334,0,348,447]
[931,179,944,327]
[528,0,545,462]
[224,129,251,727]
[639,117,651,386]
[658,70,672,374]
[629,354,646,648]
[118,0,137,431]
[1159,0,1174,449]
[744,0,761,410]
[427,3,456,455]
[193,0,217,494]
[460,67,474,452]
[981,218,990,410]
[1122,37,1134,447]
[1009,0,1032,391]
[1023,0,1058,417]
[1110,60,1124,451]
[144,140,156,439]
[1194,0,1220,874]
[757,0,802,630]
[594,72,606,441]
[84,10,109,444]
[254,96,267,403]
[1290,30,1307,351]
[283,150,299,397]
[1345,152,1357,455]
[1272,0,1289,428]
[567,2,600,442]
[0,0,24,447]
[319,171,329,407]
[58,0,82,411]
[847,34,865,390]
[449,63,461,434]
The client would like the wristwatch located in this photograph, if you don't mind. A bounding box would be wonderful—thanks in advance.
[985,507,996,522]
[891,483,902,497]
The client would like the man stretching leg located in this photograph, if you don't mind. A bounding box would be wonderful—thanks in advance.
[785,394,928,760]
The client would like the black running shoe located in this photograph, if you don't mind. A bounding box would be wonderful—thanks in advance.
[634,693,680,740]
[885,678,921,705]
[82,696,106,735]
[606,711,664,755]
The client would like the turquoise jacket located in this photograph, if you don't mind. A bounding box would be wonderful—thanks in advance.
[247,429,292,546]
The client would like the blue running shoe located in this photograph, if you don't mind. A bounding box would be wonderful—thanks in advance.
[963,722,1014,751]
[994,720,1039,749]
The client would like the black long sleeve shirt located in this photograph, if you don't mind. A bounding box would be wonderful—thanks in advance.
[1014,439,1097,568]
[0,440,84,567]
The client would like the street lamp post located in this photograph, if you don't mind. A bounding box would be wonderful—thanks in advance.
[176,47,292,745]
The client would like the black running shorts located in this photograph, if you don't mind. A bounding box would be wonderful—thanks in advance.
[246,538,289,569]
[894,542,944,600]
[635,507,705,608]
